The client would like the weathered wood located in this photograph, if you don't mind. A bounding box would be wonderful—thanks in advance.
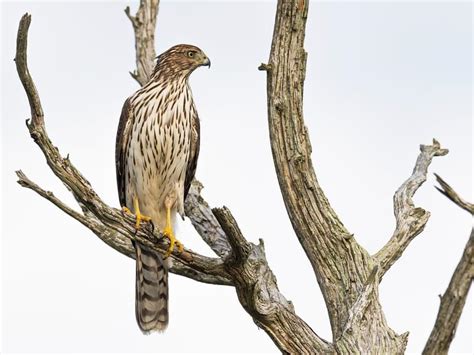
[434,174,474,215]
[375,140,449,276]
[125,0,159,86]
[14,1,472,353]
[15,4,331,353]
[262,1,448,353]
[423,179,474,355]
[14,12,230,287]
[213,207,333,354]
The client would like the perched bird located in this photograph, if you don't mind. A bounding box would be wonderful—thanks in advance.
[115,44,210,333]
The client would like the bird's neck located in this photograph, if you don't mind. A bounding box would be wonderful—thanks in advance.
[150,65,192,83]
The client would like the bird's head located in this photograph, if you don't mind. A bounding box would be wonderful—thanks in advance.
[153,44,210,79]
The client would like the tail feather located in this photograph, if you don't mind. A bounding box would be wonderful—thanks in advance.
[135,242,169,333]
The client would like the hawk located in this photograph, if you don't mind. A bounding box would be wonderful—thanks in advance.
[115,44,210,333]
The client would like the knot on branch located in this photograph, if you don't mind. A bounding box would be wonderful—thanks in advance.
[124,6,139,28]
[258,63,272,71]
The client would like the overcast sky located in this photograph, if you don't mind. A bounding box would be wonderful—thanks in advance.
[1,0,472,354]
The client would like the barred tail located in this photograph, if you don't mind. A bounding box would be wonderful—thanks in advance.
[134,242,169,333]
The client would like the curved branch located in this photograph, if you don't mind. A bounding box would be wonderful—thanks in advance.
[14,13,231,287]
[16,170,231,285]
[375,139,448,276]
[14,13,43,124]
[262,0,373,337]
[423,181,474,355]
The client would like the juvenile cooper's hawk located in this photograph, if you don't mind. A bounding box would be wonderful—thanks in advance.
[115,44,210,333]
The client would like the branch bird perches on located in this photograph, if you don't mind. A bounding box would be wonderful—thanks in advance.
[14,6,330,353]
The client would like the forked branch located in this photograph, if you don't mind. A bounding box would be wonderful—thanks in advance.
[15,13,230,286]
[15,5,331,353]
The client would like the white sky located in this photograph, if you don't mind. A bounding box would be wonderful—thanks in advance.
[1,0,472,354]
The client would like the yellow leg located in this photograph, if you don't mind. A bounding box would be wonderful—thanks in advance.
[162,205,184,258]
[123,197,151,229]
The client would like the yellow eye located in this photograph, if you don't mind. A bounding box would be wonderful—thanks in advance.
[187,51,195,58]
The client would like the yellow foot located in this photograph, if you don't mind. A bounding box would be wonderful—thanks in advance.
[162,227,184,258]
[121,206,151,229]
[134,211,152,229]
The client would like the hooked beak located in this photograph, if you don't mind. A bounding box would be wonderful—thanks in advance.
[202,57,211,68]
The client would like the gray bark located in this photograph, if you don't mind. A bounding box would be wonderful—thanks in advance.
[423,176,473,355]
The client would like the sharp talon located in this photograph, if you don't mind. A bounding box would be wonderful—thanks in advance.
[129,198,152,230]
[162,227,183,258]
[135,211,152,229]
[176,240,184,254]
[122,206,132,215]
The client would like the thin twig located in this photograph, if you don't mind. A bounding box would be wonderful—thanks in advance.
[434,174,474,214]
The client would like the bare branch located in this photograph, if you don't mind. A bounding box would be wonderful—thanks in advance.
[434,174,474,214]
[15,7,333,353]
[16,171,232,286]
[185,181,231,258]
[17,2,467,353]
[375,139,448,276]
[263,0,374,337]
[212,207,332,354]
[423,182,474,355]
[14,13,232,287]
[125,0,159,85]
[213,207,251,262]
[15,14,43,124]
[424,228,473,355]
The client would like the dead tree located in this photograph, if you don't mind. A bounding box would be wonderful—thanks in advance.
[15,0,472,353]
